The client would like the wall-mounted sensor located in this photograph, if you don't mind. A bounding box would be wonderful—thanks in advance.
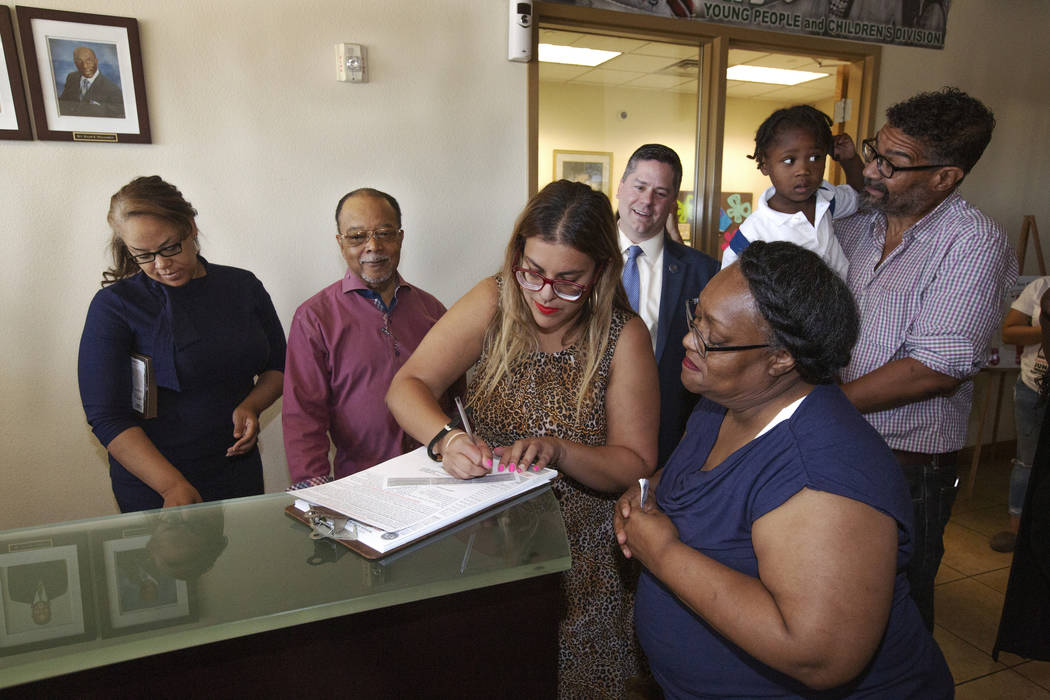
[337,43,367,82]
[508,0,532,63]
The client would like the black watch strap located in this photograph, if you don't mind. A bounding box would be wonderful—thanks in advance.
[426,414,462,462]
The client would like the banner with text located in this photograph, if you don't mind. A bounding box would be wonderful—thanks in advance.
[551,1,949,50]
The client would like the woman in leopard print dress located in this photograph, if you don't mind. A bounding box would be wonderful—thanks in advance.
[388,180,659,697]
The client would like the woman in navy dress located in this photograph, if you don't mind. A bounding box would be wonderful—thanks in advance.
[78,176,286,512]
[615,241,952,698]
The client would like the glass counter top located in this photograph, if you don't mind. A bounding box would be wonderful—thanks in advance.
[0,488,570,689]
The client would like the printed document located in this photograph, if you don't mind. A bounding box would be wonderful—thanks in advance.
[292,447,556,554]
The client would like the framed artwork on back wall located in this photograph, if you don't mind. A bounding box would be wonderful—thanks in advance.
[554,150,614,201]
[0,6,31,139]
[16,5,150,143]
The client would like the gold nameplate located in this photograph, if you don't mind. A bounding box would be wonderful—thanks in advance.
[73,132,119,143]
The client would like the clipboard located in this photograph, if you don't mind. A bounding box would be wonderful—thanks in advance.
[283,486,552,561]
[130,352,157,419]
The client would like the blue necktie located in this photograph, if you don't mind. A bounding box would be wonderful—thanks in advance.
[623,245,642,313]
[80,77,90,99]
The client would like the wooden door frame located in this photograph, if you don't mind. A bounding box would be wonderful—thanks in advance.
[530,2,881,257]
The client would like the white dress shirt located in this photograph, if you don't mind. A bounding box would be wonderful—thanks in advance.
[618,227,664,349]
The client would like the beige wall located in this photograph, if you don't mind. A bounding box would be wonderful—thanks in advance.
[538,81,700,193]
[2,0,1047,530]
[1,0,528,530]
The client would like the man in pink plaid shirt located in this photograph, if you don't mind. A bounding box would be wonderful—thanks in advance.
[836,87,1016,631]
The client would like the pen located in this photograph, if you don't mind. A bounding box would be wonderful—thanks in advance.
[639,477,650,507]
[455,396,474,441]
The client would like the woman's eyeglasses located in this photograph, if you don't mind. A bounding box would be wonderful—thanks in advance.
[685,298,770,360]
[861,139,955,179]
[513,263,597,302]
[130,242,183,265]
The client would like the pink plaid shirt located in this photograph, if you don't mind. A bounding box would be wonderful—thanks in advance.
[836,191,1016,453]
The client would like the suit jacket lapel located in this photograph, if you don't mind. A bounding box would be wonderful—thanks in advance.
[656,235,685,364]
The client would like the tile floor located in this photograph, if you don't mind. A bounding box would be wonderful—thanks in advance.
[939,446,1050,697]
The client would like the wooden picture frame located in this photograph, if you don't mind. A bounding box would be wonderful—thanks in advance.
[16,6,150,143]
[0,534,95,656]
[554,149,614,200]
[0,5,31,139]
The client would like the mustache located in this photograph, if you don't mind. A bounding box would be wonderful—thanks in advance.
[359,255,390,264]
[863,177,888,195]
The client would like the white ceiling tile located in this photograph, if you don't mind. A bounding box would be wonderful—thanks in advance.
[601,53,680,72]
[539,29,584,44]
[635,42,699,59]
[728,49,769,66]
[569,68,647,86]
[539,63,593,82]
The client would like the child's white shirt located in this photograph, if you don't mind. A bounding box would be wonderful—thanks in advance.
[721,181,858,280]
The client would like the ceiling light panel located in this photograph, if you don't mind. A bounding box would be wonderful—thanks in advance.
[539,43,621,67]
[726,65,828,85]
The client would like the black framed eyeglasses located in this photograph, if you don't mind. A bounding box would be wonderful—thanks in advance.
[130,242,182,265]
[336,228,402,247]
[513,265,596,302]
[861,138,955,179]
[684,298,770,360]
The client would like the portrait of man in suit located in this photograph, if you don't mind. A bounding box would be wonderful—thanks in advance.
[55,44,125,118]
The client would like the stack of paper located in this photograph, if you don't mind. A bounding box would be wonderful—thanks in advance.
[292,447,557,556]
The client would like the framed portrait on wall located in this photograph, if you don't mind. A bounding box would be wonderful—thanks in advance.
[95,531,195,637]
[554,150,614,201]
[0,5,31,139]
[0,534,95,656]
[16,6,150,143]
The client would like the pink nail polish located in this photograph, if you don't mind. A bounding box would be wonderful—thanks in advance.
[498,464,504,472]
[485,458,492,467]
[508,463,516,471]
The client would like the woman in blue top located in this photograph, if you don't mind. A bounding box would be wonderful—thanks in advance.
[615,241,952,698]
[78,176,286,512]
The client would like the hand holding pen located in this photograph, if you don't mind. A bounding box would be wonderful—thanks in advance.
[438,397,493,480]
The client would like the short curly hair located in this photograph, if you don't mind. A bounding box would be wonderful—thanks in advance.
[886,86,995,174]
[749,105,834,169]
[737,241,858,384]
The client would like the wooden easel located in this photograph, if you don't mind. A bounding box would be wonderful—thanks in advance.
[966,215,1044,498]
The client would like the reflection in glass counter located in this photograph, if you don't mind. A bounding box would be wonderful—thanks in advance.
[0,488,569,689]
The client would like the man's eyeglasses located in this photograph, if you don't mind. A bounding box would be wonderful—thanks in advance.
[336,228,402,247]
[861,138,955,179]
[684,298,770,360]
[130,242,182,265]
[513,264,596,302]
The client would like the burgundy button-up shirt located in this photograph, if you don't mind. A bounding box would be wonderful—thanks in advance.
[283,270,448,487]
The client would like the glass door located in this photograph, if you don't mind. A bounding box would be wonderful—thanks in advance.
[536,29,702,246]
[718,47,864,259]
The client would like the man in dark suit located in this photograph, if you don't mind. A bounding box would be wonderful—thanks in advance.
[616,144,719,466]
[57,46,125,118]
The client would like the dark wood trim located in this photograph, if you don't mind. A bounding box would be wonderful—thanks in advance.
[15,6,151,144]
[6,573,562,699]
[0,6,31,140]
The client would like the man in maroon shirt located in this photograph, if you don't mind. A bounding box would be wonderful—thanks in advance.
[282,188,452,488]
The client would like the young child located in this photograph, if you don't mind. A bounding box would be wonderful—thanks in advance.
[721,105,864,278]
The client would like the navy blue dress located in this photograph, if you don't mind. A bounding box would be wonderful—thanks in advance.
[78,258,286,512]
[635,385,953,698]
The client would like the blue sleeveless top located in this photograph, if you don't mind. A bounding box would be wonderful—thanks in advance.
[635,384,953,698]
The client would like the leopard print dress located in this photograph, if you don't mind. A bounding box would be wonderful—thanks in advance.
[467,298,642,699]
